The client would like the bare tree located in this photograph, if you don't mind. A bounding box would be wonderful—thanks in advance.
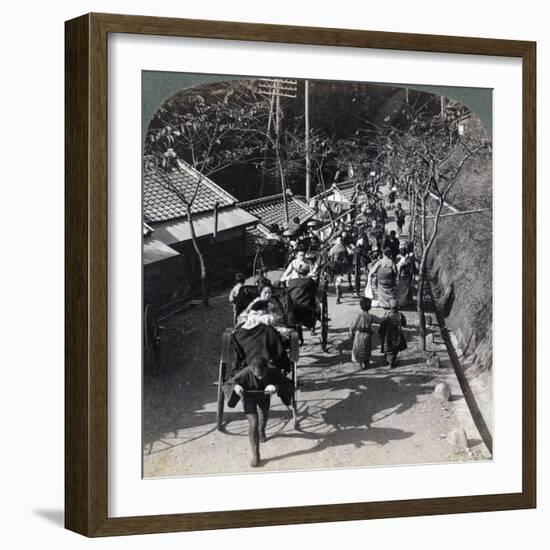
[353,98,490,348]
[144,83,261,306]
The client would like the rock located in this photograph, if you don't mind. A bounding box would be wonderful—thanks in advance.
[447,428,469,450]
[433,382,451,401]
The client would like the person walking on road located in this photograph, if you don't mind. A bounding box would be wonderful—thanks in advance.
[369,248,397,308]
[378,299,407,368]
[226,356,292,468]
[349,297,378,370]
[395,203,406,235]
[383,230,401,260]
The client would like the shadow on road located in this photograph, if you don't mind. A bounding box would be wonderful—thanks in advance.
[261,372,433,465]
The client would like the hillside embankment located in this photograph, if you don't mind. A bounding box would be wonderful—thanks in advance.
[426,124,493,437]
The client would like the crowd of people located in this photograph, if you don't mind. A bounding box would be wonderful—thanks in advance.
[225,185,416,467]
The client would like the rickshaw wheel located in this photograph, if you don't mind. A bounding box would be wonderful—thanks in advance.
[216,329,232,431]
[292,392,298,429]
[289,331,300,363]
[291,359,298,429]
[289,331,300,429]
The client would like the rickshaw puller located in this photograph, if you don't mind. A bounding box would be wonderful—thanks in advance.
[227,357,293,467]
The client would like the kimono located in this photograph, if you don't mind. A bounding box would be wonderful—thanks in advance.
[379,312,407,353]
[349,311,376,365]
[370,257,397,308]
[395,254,415,307]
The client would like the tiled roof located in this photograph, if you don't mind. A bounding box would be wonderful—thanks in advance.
[335,180,359,201]
[313,180,358,202]
[239,193,315,230]
[143,162,237,223]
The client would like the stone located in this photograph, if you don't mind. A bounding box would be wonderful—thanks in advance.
[447,428,469,450]
[433,382,451,401]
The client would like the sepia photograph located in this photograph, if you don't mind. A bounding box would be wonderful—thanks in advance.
[141,72,493,477]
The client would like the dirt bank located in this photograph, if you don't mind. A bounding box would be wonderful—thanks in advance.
[427,114,493,435]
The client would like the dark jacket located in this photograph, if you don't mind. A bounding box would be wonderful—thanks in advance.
[379,312,407,352]
[224,365,294,408]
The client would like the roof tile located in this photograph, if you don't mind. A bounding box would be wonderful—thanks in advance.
[239,193,315,230]
[143,162,236,223]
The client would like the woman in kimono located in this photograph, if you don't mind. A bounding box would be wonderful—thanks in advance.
[395,244,416,307]
[349,297,378,370]
[363,249,380,304]
[237,284,284,326]
[369,248,397,308]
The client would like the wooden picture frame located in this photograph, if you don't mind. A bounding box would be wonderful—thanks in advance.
[65,12,536,537]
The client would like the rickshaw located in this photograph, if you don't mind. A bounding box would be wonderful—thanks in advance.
[216,283,301,431]
[249,229,331,351]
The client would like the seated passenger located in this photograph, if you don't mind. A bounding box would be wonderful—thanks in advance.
[281,248,316,283]
[241,300,276,329]
[237,284,284,325]
[233,301,291,373]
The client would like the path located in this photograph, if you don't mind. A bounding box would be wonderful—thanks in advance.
[143,271,490,477]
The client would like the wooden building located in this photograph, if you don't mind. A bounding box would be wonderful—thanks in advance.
[143,162,258,310]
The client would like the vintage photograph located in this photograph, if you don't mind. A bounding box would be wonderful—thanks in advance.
[142,73,493,476]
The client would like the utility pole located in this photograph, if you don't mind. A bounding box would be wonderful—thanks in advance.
[305,79,311,201]
[256,78,297,223]
[258,92,275,197]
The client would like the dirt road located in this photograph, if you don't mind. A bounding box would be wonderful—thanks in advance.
[143,276,490,477]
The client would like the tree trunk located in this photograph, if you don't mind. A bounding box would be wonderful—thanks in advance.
[417,255,427,351]
[416,190,445,350]
[186,203,209,306]
[408,188,417,243]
